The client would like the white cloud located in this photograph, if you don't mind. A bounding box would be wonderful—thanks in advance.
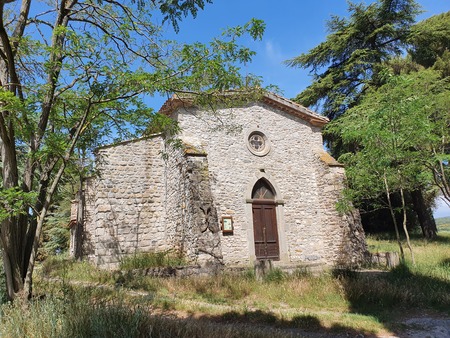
[264,40,284,63]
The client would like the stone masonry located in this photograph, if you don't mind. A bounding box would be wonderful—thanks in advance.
[77,93,367,269]
[81,137,168,269]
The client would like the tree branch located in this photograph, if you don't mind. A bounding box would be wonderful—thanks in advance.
[11,0,32,53]
[24,95,92,297]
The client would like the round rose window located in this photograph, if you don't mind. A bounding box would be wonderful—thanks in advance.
[247,131,270,156]
[249,133,265,152]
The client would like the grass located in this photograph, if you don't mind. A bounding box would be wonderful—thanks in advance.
[2,232,450,337]
[366,232,450,278]
[437,220,450,234]
[119,250,186,271]
[0,287,286,338]
[41,255,115,284]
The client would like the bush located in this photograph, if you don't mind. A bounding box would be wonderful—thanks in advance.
[263,268,285,283]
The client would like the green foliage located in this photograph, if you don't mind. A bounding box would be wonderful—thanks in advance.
[119,251,186,270]
[409,11,450,68]
[287,2,448,237]
[327,69,450,207]
[335,189,356,215]
[0,188,37,223]
[40,183,76,258]
[145,113,181,136]
[153,0,214,33]
[287,0,421,119]
[433,50,450,78]
[0,0,268,299]
[42,206,71,257]
[262,268,285,283]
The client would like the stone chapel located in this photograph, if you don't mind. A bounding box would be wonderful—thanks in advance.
[72,92,367,270]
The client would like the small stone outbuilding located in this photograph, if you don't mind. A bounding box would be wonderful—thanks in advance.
[73,92,366,270]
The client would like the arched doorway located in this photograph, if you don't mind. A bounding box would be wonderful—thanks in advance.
[251,179,280,260]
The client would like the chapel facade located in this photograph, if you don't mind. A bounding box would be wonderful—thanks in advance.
[72,92,367,269]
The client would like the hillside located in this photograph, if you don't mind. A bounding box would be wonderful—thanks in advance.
[435,216,450,226]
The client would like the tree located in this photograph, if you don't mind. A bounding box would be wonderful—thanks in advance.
[286,0,443,238]
[0,0,265,300]
[286,0,420,120]
[409,11,450,69]
[408,11,450,215]
[328,69,450,261]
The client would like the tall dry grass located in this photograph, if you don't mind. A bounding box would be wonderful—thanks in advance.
[1,232,449,337]
[0,286,289,338]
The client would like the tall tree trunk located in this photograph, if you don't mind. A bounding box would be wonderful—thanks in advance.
[23,101,90,298]
[400,187,415,265]
[74,177,84,259]
[411,189,437,239]
[0,134,25,300]
[384,171,405,261]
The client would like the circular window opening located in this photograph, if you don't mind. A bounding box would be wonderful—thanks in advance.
[247,131,271,156]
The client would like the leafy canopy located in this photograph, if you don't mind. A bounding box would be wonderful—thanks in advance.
[286,0,420,119]
[0,0,266,300]
[327,69,450,207]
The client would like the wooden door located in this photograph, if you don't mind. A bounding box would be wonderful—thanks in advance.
[252,202,279,260]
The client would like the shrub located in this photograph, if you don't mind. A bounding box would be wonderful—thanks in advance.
[263,268,285,283]
[119,251,185,270]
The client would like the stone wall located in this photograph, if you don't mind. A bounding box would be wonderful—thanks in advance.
[314,151,367,266]
[81,100,366,269]
[84,135,224,268]
[164,141,223,265]
[83,136,168,269]
[174,102,366,267]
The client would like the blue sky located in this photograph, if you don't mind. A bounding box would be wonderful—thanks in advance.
[158,0,450,217]
[162,0,449,100]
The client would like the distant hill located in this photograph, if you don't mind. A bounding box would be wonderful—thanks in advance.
[435,216,450,225]
[436,217,450,233]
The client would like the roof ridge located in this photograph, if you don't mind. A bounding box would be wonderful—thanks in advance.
[159,91,329,127]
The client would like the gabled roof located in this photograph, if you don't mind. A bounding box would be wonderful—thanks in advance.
[261,92,329,127]
[159,92,329,127]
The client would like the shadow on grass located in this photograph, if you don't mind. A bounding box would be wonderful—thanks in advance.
[22,301,376,338]
[433,234,450,245]
[440,258,450,269]
[191,310,382,337]
[25,280,384,338]
[63,300,386,337]
[333,262,450,336]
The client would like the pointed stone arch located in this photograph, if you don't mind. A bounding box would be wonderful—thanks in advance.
[244,171,281,202]
[252,178,276,200]
[244,172,288,263]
